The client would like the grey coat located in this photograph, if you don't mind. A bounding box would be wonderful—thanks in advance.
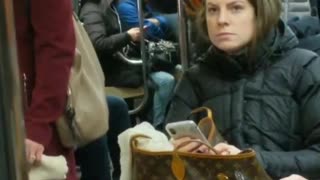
[80,1,142,87]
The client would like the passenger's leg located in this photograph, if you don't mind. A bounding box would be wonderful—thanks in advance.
[150,71,175,129]
[75,135,112,180]
[106,96,131,180]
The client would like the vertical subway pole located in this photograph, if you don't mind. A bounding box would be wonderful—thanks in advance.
[129,0,150,115]
[0,0,28,179]
[178,0,189,70]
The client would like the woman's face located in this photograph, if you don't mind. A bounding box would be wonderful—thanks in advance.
[206,0,256,54]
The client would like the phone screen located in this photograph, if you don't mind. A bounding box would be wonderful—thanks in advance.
[165,121,209,144]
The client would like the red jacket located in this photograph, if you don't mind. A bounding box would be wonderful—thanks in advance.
[14,0,77,179]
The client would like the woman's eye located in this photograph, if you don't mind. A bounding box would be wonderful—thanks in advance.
[231,5,243,13]
[207,7,218,14]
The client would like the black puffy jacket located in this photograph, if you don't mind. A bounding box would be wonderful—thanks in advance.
[166,21,320,179]
[80,1,142,87]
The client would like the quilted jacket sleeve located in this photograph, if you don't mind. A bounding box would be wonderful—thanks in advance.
[80,2,131,54]
[165,72,200,124]
[253,55,320,179]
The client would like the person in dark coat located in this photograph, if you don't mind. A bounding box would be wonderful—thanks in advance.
[80,0,142,88]
[166,0,320,179]
[80,0,175,129]
[13,0,77,179]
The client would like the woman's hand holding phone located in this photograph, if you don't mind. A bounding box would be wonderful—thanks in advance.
[172,138,241,155]
[213,143,241,155]
[172,137,216,154]
[166,120,241,155]
[166,120,215,154]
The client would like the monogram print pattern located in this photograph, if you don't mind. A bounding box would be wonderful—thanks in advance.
[132,151,271,180]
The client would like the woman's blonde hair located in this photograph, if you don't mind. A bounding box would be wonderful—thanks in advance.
[196,0,282,56]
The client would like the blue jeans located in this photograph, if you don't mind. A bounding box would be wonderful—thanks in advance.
[150,71,175,127]
[76,96,131,180]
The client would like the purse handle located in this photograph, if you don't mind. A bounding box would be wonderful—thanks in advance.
[190,106,213,118]
[172,139,220,180]
[130,134,151,150]
[190,107,225,146]
[172,138,246,180]
[191,107,215,142]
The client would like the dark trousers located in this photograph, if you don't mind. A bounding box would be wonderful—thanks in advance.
[76,96,131,180]
[76,134,111,180]
[107,96,131,180]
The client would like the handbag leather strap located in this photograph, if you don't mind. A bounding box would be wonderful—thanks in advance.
[191,107,225,146]
[172,139,219,180]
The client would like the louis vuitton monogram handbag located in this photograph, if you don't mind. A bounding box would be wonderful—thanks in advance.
[130,107,271,180]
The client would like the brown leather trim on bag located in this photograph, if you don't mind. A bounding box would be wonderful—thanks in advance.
[191,107,213,117]
[194,107,216,143]
[171,153,185,180]
[130,134,152,152]
[192,107,225,146]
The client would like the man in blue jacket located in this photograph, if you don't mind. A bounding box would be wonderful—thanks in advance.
[116,0,174,41]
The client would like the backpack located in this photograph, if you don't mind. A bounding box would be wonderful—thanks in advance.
[55,14,109,148]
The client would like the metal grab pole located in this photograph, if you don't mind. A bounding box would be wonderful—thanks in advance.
[0,0,28,179]
[178,0,189,71]
[129,0,149,115]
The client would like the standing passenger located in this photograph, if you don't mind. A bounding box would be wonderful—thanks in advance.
[13,0,77,179]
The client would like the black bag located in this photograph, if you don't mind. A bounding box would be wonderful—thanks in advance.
[147,40,178,73]
[122,40,179,73]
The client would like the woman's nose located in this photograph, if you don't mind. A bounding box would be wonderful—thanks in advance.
[217,9,229,25]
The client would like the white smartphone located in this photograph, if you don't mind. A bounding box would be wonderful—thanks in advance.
[165,120,210,144]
